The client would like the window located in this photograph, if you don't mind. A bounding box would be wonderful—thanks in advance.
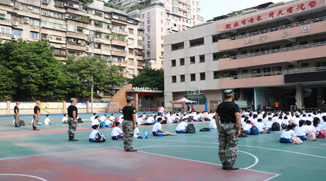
[128,48,133,54]
[287,65,294,74]
[142,14,144,18]
[161,19,163,23]
[199,55,205,63]
[30,32,39,39]
[88,10,93,15]
[161,51,164,56]
[161,44,164,48]
[129,28,134,34]
[190,56,195,64]
[243,70,248,78]
[172,76,177,83]
[128,58,134,65]
[141,22,144,27]
[190,74,196,81]
[0,26,12,34]
[180,75,185,82]
[180,58,185,66]
[212,35,219,42]
[161,27,163,32]
[148,36,150,40]
[161,12,163,16]
[213,53,219,61]
[200,73,205,80]
[214,71,221,79]
[171,60,176,67]
[161,36,163,40]
[148,44,150,48]
[147,28,150,32]
[104,56,109,61]
[190,38,204,47]
[302,63,309,72]
[148,12,150,16]
[128,38,134,45]
[30,19,40,26]
[13,29,21,36]
[172,42,184,51]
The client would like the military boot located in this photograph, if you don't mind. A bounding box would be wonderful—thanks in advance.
[33,126,40,131]
[69,136,78,141]
[14,123,20,127]
[125,148,137,152]
[224,166,239,170]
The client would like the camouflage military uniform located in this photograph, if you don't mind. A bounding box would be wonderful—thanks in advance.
[33,114,39,127]
[218,123,238,167]
[68,118,77,138]
[122,120,134,150]
[14,113,20,125]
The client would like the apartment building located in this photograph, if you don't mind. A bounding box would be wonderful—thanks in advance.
[113,0,204,69]
[0,0,144,80]
[164,0,326,111]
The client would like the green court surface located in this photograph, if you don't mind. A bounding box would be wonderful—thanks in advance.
[1,117,326,181]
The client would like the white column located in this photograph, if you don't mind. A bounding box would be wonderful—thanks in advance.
[296,85,303,110]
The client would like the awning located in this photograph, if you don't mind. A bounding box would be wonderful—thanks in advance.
[171,97,197,104]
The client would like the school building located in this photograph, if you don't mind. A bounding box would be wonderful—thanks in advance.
[164,0,326,111]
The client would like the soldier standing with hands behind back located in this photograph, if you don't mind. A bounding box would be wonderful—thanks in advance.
[32,101,41,131]
[215,90,241,170]
[122,96,137,152]
[14,102,20,127]
[67,98,78,141]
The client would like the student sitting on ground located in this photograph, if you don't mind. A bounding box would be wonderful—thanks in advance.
[90,113,96,122]
[243,120,252,135]
[143,115,154,125]
[134,123,143,139]
[256,118,266,133]
[209,117,217,129]
[62,114,68,124]
[279,123,301,144]
[100,114,107,123]
[305,120,316,134]
[137,115,144,126]
[44,114,55,125]
[251,114,258,126]
[89,125,107,142]
[152,118,176,136]
[92,116,100,126]
[111,122,123,140]
[295,120,307,140]
[265,117,274,131]
[77,114,84,123]
[313,117,322,133]
[105,115,113,127]
[276,115,283,129]
[175,118,189,133]
[192,113,201,122]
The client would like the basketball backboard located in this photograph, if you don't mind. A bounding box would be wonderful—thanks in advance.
[187,87,201,95]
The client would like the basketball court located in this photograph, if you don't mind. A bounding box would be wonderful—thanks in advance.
[0,116,326,181]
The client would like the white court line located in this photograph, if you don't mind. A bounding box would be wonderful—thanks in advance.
[129,145,259,169]
[143,139,326,159]
[0,174,47,181]
[112,146,280,180]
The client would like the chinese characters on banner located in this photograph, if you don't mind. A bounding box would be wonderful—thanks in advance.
[224,0,318,30]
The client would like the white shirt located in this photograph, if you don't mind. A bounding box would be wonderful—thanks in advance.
[105,119,112,125]
[89,130,106,141]
[110,116,115,121]
[251,119,258,126]
[62,117,68,123]
[137,118,143,125]
[293,118,300,125]
[209,119,217,129]
[146,117,154,124]
[111,127,123,137]
[276,119,283,129]
[134,127,140,138]
[44,117,51,125]
[152,122,162,132]
[166,116,173,123]
[295,126,307,136]
[280,130,296,139]
[243,124,252,131]
[265,121,273,128]
[100,116,106,122]
[305,125,316,134]
[92,119,100,126]
[256,122,265,132]
[90,116,95,122]
[272,117,278,122]
[175,122,188,131]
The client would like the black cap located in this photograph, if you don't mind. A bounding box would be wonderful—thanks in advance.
[127,96,135,101]
[223,89,235,97]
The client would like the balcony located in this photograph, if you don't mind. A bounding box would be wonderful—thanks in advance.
[111,27,128,35]
[67,43,86,51]
[67,32,87,40]
[111,50,127,57]
[111,18,128,25]
[111,61,127,67]
[219,41,326,70]
[67,8,87,15]
[0,18,12,26]
[93,48,102,54]
[0,33,12,40]
[136,55,143,60]
[219,16,326,51]
[285,69,326,84]
[220,75,284,89]
[111,39,127,46]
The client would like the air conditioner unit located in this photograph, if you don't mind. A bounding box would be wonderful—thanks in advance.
[160,56,164,59]
[146,32,148,35]
[148,15,150,18]
[24,17,29,24]
[65,14,69,19]
[147,48,150,51]
[86,45,89,49]
[94,44,98,48]
[12,21,18,26]
[26,38,31,42]
[147,24,150,27]
[11,35,17,39]
[148,39,150,42]
[61,44,66,48]
[28,6,33,10]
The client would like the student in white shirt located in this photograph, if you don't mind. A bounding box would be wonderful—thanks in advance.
[118,117,124,125]
[44,114,55,125]
[105,115,113,128]
[91,116,100,126]
[110,114,115,121]
[175,119,188,133]
[256,118,266,133]
[293,114,300,125]
[209,118,217,129]
[313,117,322,133]
[305,120,316,134]
[144,115,154,125]
[134,122,142,139]
[240,115,246,128]
[62,114,68,124]
[90,113,96,122]
[265,117,274,131]
[295,120,307,140]
[152,118,176,136]
[111,122,123,140]
[251,114,258,126]
[276,115,283,130]
[193,113,200,122]
[243,120,252,135]
[279,123,297,143]
[136,115,144,126]
[100,114,107,122]
[89,125,106,142]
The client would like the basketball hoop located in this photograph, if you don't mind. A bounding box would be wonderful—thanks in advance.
[191,93,195,98]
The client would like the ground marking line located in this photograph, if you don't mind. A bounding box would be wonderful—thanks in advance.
[144,139,326,159]
[264,174,281,181]
[129,145,259,169]
[0,174,47,181]
[111,146,279,179]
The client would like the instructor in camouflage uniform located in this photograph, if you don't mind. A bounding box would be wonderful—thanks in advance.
[215,90,241,170]
[67,98,78,141]
[122,96,137,152]
[32,101,41,131]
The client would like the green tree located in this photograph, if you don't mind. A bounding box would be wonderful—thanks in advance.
[64,55,125,100]
[129,67,164,90]
[0,39,67,100]
[79,0,94,4]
